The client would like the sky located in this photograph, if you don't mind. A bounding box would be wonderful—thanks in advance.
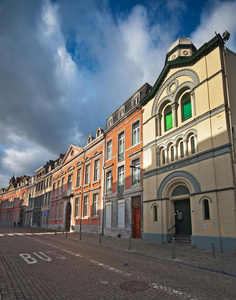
[0,0,236,188]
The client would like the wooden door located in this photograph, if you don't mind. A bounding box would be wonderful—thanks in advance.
[132,207,141,239]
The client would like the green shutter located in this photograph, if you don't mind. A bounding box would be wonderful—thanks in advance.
[165,106,173,131]
[182,93,192,121]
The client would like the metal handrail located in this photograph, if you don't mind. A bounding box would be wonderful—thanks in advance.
[167,224,176,232]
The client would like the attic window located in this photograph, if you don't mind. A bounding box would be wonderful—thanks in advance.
[108,118,112,127]
[119,109,124,118]
[133,96,139,106]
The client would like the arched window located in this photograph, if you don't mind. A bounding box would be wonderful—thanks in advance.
[160,147,166,165]
[168,144,174,162]
[190,136,195,154]
[181,92,192,121]
[164,105,173,131]
[177,140,184,158]
[153,205,158,222]
[203,199,210,220]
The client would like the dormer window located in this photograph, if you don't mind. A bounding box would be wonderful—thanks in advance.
[119,109,125,118]
[108,118,113,128]
[133,96,139,107]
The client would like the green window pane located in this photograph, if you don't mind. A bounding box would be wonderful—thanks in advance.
[182,93,192,121]
[165,106,173,131]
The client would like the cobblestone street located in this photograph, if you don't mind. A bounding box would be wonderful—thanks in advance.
[0,227,236,299]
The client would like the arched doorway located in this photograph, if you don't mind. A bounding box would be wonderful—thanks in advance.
[172,185,192,235]
[65,202,71,231]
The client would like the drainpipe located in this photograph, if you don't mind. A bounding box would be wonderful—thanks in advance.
[101,133,106,236]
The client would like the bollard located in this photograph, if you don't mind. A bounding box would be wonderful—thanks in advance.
[79,226,82,241]
[128,237,132,251]
[211,241,216,259]
[99,233,102,245]
[66,230,68,238]
[55,229,57,235]
[171,237,175,260]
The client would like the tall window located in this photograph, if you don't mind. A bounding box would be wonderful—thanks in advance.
[169,144,174,162]
[76,169,81,187]
[118,132,125,161]
[132,158,141,185]
[57,180,60,195]
[55,203,58,219]
[161,148,165,165]
[94,159,100,181]
[204,199,210,220]
[83,196,89,217]
[61,177,65,193]
[50,204,54,219]
[52,182,56,196]
[153,205,158,222]
[132,121,140,145]
[181,92,192,121]
[164,105,173,131]
[179,140,184,158]
[67,174,73,190]
[92,194,99,216]
[75,197,80,218]
[190,136,196,154]
[106,171,112,193]
[118,166,125,194]
[107,140,112,160]
[59,202,63,219]
[85,165,90,185]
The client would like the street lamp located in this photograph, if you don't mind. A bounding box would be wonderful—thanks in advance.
[129,165,145,172]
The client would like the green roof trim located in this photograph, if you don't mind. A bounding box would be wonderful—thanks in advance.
[140,34,225,106]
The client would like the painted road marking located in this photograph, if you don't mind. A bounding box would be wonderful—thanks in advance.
[7,234,14,236]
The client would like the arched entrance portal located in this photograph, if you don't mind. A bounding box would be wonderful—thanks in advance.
[65,202,71,232]
[172,185,192,235]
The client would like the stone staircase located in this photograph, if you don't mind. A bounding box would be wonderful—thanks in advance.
[173,235,191,246]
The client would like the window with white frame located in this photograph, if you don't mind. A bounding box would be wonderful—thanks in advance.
[59,201,63,219]
[94,159,100,181]
[105,202,111,227]
[118,165,125,193]
[61,177,65,193]
[118,132,125,161]
[132,121,140,145]
[74,197,80,218]
[117,200,125,227]
[51,204,54,219]
[132,158,141,185]
[67,174,73,190]
[83,196,89,217]
[76,168,81,187]
[57,180,60,195]
[92,193,99,216]
[55,203,58,219]
[106,171,112,193]
[107,140,112,160]
[85,164,90,185]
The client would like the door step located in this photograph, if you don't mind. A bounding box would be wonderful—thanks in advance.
[173,235,191,245]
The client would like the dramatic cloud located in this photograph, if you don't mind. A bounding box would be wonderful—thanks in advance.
[0,0,235,188]
[191,0,236,50]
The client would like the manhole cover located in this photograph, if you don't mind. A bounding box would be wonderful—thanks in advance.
[120,281,150,292]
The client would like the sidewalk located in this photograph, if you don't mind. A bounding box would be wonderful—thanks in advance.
[62,231,236,276]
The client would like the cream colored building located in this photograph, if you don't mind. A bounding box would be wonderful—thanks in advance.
[141,33,236,252]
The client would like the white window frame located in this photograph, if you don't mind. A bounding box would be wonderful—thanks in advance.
[83,195,89,217]
[132,120,140,145]
[93,159,100,182]
[85,164,90,185]
[107,140,112,160]
[106,171,112,193]
[92,193,99,216]
[74,197,80,218]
